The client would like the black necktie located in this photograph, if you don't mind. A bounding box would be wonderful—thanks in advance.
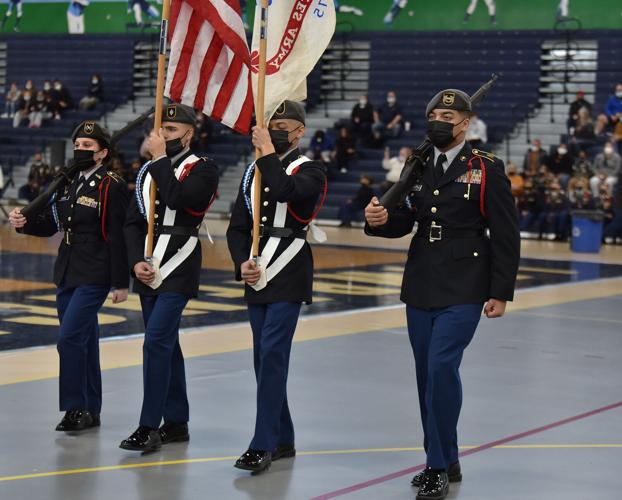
[434,153,447,184]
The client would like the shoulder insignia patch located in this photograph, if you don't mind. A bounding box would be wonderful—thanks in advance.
[471,149,497,163]
[106,171,123,182]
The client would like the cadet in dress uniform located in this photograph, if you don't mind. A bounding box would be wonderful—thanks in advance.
[120,103,219,452]
[365,90,520,500]
[9,121,130,432]
[226,101,327,473]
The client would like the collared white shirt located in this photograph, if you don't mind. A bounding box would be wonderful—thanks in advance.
[76,163,101,193]
[433,140,466,173]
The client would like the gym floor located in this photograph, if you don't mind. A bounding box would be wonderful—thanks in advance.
[1,221,621,500]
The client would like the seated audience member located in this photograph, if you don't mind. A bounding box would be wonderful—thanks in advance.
[539,181,570,240]
[372,90,403,140]
[522,138,548,174]
[381,146,411,193]
[338,175,375,227]
[79,73,104,110]
[465,113,487,149]
[603,170,622,242]
[28,153,51,186]
[546,143,573,188]
[333,126,357,174]
[351,94,374,144]
[517,177,544,234]
[590,142,621,197]
[28,90,50,128]
[568,177,595,210]
[2,82,20,118]
[13,89,33,128]
[18,175,40,202]
[506,162,524,201]
[596,83,622,136]
[568,90,592,131]
[570,107,596,153]
[51,79,74,118]
[307,129,334,163]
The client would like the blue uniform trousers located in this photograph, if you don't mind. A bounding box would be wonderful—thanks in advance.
[248,302,301,451]
[139,293,190,429]
[406,304,483,470]
[56,285,110,415]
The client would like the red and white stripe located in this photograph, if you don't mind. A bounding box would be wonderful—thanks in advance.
[165,0,253,134]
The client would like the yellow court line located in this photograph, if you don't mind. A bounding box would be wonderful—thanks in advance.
[1,444,621,483]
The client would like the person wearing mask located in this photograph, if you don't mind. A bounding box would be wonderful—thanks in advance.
[51,79,74,119]
[8,121,130,432]
[568,177,595,210]
[373,90,404,139]
[381,146,411,193]
[506,162,524,201]
[13,89,33,128]
[29,90,50,129]
[546,143,573,188]
[539,181,570,241]
[17,174,40,202]
[571,107,596,153]
[226,100,327,474]
[333,126,357,174]
[29,152,52,186]
[339,175,374,227]
[596,83,622,135]
[590,142,621,197]
[568,90,592,132]
[1,82,20,118]
[351,94,374,144]
[79,74,104,110]
[522,138,548,175]
[518,177,545,234]
[364,89,519,500]
[121,104,219,453]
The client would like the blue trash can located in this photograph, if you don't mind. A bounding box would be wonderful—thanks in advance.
[570,210,604,253]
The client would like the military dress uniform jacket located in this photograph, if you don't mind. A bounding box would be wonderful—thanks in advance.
[226,149,326,305]
[20,165,130,289]
[124,150,219,297]
[366,143,520,309]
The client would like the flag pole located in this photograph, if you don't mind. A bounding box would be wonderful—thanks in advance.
[252,0,269,259]
[146,0,171,259]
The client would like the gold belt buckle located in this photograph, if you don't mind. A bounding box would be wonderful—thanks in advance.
[429,223,442,242]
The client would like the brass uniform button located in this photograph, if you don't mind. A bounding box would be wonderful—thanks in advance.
[261,216,267,222]
[433,190,439,196]
[431,207,437,214]
[264,187,270,193]
[473,252,479,257]
[263,201,269,207]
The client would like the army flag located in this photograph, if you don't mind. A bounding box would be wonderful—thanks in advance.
[251,0,336,123]
[165,0,253,134]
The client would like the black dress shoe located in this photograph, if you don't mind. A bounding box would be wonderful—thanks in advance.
[416,470,449,500]
[272,443,296,461]
[55,410,100,431]
[234,449,272,473]
[158,422,189,444]
[119,426,162,452]
[411,461,461,487]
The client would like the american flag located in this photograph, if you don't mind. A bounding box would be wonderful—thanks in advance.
[165,0,253,134]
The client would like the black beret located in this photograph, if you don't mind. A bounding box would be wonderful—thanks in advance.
[272,100,306,125]
[71,121,111,148]
[162,103,196,125]
[425,89,472,117]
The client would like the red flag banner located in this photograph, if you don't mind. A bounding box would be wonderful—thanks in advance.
[165,0,253,134]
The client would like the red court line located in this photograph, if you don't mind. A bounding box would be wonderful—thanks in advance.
[310,400,622,500]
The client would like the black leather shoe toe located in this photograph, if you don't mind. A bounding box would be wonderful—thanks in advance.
[416,470,449,500]
[234,449,272,473]
[55,410,97,432]
[412,461,461,487]
[119,426,162,452]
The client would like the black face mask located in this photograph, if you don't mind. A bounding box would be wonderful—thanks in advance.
[426,119,465,149]
[165,130,190,157]
[72,149,98,171]
[269,126,302,155]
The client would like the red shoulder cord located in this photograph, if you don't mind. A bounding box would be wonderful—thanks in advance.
[98,176,112,242]
[286,165,329,224]
[466,156,487,218]
[178,160,217,217]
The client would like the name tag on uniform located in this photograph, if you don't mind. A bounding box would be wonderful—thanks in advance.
[77,196,98,208]
[412,184,423,192]
[455,170,482,184]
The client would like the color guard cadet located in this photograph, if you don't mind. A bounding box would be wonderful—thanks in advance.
[120,103,219,452]
[365,89,520,500]
[226,101,327,473]
[9,121,130,432]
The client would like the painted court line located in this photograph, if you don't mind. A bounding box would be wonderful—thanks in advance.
[310,400,622,500]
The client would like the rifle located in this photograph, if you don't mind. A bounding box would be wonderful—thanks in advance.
[379,74,498,212]
[20,106,155,220]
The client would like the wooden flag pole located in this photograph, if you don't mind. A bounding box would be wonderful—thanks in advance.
[146,0,171,259]
[252,0,269,259]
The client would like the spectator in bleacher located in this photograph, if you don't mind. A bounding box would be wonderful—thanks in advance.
[23,79,35,93]
[596,83,622,136]
[18,174,40,202]
[603,169,622,243]
[28,90,50,129]
[567,90,592,132]
[517,176,544,234]
[307,129,334,164]
[124,159,142,193]
[381,146,411,194]
[338,174,374,227]
[12,89,33,128]
[570,107,596,154]
[539,181,570,240]
[546,143,573,188]
[51,79,74,119]
[42,80,52,95]
[568,177,595,210]
[2,82,20,118]
[79,74,104,111]
[569,150,594,189]
[522,138,548,174]
[506,162,524,201]
[333,126,357,174]
[192,111,214,153]
[590,142,620,197]
[28,152,51,186]
[465,112,487,149]
[350,94,374,145]
[372,90,403,140]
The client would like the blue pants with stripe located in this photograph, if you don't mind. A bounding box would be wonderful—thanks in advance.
[406,304,483,470]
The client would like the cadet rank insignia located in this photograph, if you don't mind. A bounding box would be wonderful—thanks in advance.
[166,105,177,119]
[83,121,95,134]
[442,92,455,106]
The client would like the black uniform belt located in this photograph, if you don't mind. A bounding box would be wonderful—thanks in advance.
[156,226,199,237]
[415,223,486,242]
[259,226,307,239]
[63,232,103,245]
